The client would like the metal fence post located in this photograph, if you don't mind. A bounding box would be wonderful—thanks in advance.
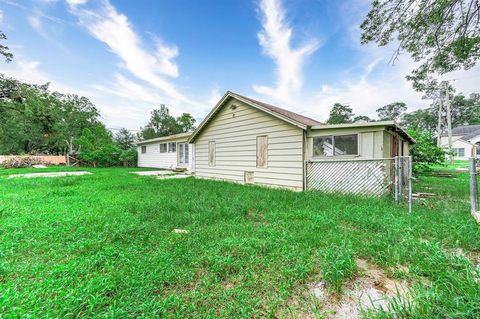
[470,158,479,218]
[398,157,403,201]
[408,156,413,214]
[394,157,399,202]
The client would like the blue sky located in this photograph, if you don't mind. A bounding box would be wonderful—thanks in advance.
[1,0,479,130]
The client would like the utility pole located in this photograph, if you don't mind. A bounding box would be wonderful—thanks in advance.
[435,81,453,160]
[436,94,443,146]
[444,82,453,164]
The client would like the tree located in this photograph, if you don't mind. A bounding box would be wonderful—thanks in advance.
[114,128,136,150]
[76,124,119,167]
[114,128,137,167]
[176,113,196,133]
[0,74,101,155]
[139,105,196,140]
[326,103,354,124]
[450,93,480,126]
[402,108,437,134]
[407,128,447,173]
[0,30,13,62]
[353,115,372,123]
[361,1,480,91]
[401,92,480,134]
[376,102,407,121]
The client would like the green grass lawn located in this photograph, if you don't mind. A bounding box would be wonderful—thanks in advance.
[0,167,479,318]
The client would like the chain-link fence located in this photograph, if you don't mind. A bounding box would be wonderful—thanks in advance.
[306,156,412,212]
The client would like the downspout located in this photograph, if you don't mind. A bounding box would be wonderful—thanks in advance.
[303,129,307,192]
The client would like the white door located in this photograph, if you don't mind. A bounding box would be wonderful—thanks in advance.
[178,143,189,167]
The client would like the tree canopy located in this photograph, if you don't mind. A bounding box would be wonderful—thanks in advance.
[361,0,480,91]
[376,102,407,121]
[0,30,13,62]
[139,105,196,140]
[326,103,354,124]
[0,74,100,155]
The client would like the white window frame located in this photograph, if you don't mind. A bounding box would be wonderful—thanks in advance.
[167,142,176,153]
[160,143,167,153]
[141,145,147,154]
[312,133,359,157]
[453,147,465,157]
[178,143,189,164]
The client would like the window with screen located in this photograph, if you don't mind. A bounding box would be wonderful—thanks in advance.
[313,134,358,157]
[141,145,146,154]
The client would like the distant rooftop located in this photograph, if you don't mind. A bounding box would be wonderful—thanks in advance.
[447,125,480,141]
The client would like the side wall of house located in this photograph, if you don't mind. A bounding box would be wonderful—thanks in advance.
[194,98,305,190]
[137,138,194,170]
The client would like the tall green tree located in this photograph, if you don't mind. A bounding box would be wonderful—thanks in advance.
[76,124,119,167]
[376,102,407,121]
[114,128,136,150]
[0,30,13,62]
[353,115,372,122]
[401,92,480,134]
[326,103,354,124]
[0,74,101,155]
[361,0,480,91]
[139,105,196,140]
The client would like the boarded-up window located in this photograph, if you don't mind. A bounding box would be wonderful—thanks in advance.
[208,141,216,167]
[256,135,268,168]
[141,146,146,154]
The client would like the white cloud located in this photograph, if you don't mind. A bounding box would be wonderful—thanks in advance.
[67,0,194,105]
[253,0,319,103]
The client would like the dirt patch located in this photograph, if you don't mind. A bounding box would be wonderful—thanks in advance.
[7,171,92,179]
[310,258,410,318]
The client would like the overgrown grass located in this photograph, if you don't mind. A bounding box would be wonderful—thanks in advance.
[0,167,479,318]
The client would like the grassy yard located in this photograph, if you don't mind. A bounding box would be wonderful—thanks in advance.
[0,167,479,318]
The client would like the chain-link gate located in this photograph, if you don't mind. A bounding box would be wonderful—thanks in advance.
[306,156,413,212]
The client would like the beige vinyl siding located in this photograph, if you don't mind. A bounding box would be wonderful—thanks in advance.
[194,98,304,190]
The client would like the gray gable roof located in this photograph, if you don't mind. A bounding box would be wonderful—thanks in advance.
[451,125,480,136]
[462,129,480,141]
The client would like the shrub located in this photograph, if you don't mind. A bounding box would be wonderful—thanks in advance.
[407,128,447,173]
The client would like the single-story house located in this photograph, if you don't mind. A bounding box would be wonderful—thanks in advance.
[440,125,480,160]
[136,132,194,171]
[187,91,414,192]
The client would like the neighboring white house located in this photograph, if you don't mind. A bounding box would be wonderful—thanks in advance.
[136,132,194,170]
[188,91,414,192]
[440,125,480,160]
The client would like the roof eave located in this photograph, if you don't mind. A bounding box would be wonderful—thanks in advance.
[188,92,309,143]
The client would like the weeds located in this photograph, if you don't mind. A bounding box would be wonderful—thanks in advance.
[320,241,356,294]
[0,166,479,317]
